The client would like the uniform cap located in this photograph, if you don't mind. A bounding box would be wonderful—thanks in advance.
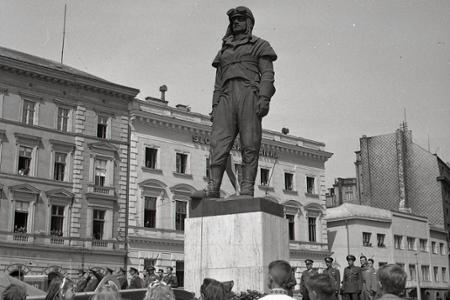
[324,257,334,263]
[129,267,139,274]
[346,255,356,261]
[227,6,255,25]
[305,259,314,264]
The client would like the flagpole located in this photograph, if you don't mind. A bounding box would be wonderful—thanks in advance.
[60,4,67,64]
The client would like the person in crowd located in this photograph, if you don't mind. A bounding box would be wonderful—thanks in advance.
[157,269,164,281]
[360,256,368,271]
[116,267,128,290]
[75,269,89,292]
[362,259,378,300]
[301,259,319,300]
[45,277,75,300]
[129,267,144,289]
[2,284,27,300]
[200,278,227,300]
[376,264,407,300]
[259,260,296,300]
[306,274,337,300]
[322,257,340,297]
[144,266,160,287]
[84,269,102,292]
[342,255,362,300]
[105,268,114,276]
[47,271,63,290]
[92,284,121,300]
[162,266,178,288]
[285,268,297,297]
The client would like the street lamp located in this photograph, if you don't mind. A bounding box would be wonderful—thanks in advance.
[415,253,422,300]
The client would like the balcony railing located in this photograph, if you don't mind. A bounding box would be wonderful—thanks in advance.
[87,184,116,197]
[13,233,30,242]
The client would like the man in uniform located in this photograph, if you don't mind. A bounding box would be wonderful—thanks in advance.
[192,6,277,199]
[361,259,378,300]
[128,267,143,289]
[116,267,128,290]
[162,266,178,288]
[342,255,362,300]
[144,266,159,287]
[300,259,319,300]
[322,257,340,297]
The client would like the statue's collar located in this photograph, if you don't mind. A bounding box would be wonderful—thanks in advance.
[223,35,258,46]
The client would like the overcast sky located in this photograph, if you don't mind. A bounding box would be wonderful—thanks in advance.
[1,0,449,187]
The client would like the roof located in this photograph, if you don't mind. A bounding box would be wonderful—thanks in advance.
[325,203,392,221]
[0,45,139,98]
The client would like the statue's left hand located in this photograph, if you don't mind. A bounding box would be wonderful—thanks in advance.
[257,96,270,118]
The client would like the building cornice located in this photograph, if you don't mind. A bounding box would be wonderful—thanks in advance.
[326,216,392,224]
[0,57,139,100]
[128,236,184,248]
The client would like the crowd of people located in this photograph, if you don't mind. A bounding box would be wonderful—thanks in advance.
[0,256,421,300]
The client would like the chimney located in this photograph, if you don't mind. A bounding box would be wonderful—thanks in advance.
[281,127,289,135]
[159,85,168,101]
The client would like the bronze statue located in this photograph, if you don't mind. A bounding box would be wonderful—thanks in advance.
[192,6,277,199]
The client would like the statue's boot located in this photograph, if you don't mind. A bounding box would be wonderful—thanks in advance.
[191,166,225,199]
[239,164,257,197]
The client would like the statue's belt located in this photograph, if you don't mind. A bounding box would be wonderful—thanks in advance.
[220,56,258,68]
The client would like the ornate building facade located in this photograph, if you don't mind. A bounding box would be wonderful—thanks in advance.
[0,46,139,281]
[128,95,333,286]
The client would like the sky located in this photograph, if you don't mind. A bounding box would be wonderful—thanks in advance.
[1,0,449,187]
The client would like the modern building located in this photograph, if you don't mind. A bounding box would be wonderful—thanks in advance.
[355,123,450,234]
[127,94,334,286]
[326,203,449,300]
[0,46,139,280]
[325,177,358,208]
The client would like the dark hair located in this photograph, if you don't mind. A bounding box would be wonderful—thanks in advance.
[368,259,374,264]
[2,284,27,300]
[167,266,173,271]
[200,278,227,300]
[47,271,63,287]
[360,256,367,260]
[45,277,63,300]
[268,260,292,287]
[377,264,407,296]
[306,274,336,297]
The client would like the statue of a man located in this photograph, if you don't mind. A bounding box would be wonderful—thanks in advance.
[192,6,277,199]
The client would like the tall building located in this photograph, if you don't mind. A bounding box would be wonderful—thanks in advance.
[355,123,450,233]
[325,177,358,207]
[128,95,333,286]
[326,203,449,300]
[0,46,139,280]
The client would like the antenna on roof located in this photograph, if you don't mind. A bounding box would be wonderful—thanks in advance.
[60,4,67,64]
[403,107,407,123]
[427,134,430,152]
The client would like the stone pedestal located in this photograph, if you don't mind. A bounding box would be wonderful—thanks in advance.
[184,197,289,296]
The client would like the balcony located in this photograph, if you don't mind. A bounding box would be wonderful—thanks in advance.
[87,184,116,197]
[13,232,31,243]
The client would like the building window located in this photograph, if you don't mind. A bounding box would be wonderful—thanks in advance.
[93,209,105,240]
[420,239,428,252]
[176,153,188,174]
[18,146,32,176]
[434,267,439,282]
[260,168,270,186]
[345,187,354,202]
[306,176,315,194]
[442,268,447,282]
[175,201,187,231]
[363,232,372,247]
[286,214,295,240]
[284,173,294,191]
[144,258,156,270]
[432,241,437,254]
[421,265,430,281]
[439,243,445,255]
[377,234,385,247]
[22,100,35,125]
[145,148,158,169]
[94,159,107,186]
[407,237,416,251]
[50,205,64,236]
[394,235,402,249]
[235,164,242,185]
[53,152,67,181]
[57,107,70,132]
[205,157,210,178]
[409,264,416,281]
[14,202,28,233]
[144,196,156,228]
[97,115,108,139]
[308,217,316,242]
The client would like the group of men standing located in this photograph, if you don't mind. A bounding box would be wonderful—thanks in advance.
[300,255,378,300]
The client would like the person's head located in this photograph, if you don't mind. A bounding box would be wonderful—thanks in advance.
[129,267,138,276]
[200,278,226,300]
[368,259,374,268]
[324,257,333,268]
[2,284,27,300]
[158,269,164,276]
[306,274,336,300]
[166,266,173,274]
[346,255,356,266]
[47,271,63,287]
[46,277,75,300]
[377,264,407,296]
[360,256,368,267]
[305,259,314,270]
[225,6,254,37]
[92,285,121,300]
[145,282,175,300]
[105,268,113,276]
[267,260,292,290]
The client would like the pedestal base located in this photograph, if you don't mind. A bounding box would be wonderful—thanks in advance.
[184,197,289,296]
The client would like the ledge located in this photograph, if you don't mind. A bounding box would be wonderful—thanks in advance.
[142,167,163,175]
[305,193,320,199]
[258,185,274,192]
[173,172,193,179]
[283,189,298,195]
